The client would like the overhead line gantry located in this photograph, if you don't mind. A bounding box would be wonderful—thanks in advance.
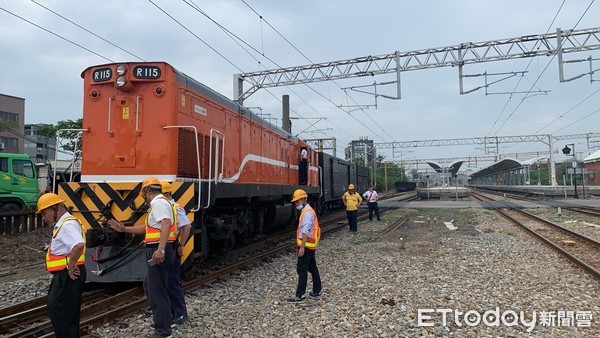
[234,27,600,103]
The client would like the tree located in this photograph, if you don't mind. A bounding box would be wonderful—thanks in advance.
[0,120,17,132]
[37,119,83,155]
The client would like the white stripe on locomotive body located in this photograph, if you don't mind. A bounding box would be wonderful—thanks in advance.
[220,154,287,183]
[81,154,319,184]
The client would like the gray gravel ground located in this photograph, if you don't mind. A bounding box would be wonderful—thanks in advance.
[1,207,598,337]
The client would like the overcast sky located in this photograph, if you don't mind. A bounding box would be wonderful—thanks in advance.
[1,1,598,170]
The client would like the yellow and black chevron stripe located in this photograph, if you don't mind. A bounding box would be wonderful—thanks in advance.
[58,181,197,265]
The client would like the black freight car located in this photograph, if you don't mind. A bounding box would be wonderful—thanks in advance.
[354,163,369,193]
[395,181,417,192]
[318,152,369,211]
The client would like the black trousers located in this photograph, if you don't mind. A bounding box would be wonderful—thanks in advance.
[144,245,175,337]
[167,251,187,318]
[299,158,308,184]
[47,265,86,338]
[347,210,358,232]
[368,202,380,220]
[295,248,321,298]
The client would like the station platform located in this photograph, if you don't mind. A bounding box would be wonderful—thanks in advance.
[382,198,600,209]
[471,185,600,198]
[416,187,470,200]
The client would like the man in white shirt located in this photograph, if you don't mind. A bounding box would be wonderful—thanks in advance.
[299,148,308,185]
[362,185,380,221]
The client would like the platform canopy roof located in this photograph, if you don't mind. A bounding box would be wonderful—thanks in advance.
[426,160,465,176]
[469,158,523,179]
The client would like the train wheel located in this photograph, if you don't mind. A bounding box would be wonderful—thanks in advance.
[224,234,236,251]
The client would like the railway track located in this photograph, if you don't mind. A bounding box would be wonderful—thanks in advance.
[567,207,600,217]
[1,208,383,337]
[471,191,600,280]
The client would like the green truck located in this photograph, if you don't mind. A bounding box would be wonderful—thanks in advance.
[0,153,40,212]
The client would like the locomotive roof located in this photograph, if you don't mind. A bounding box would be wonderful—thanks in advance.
[82,62,299,143]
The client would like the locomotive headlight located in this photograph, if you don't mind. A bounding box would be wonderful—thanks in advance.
[116,76,127,87]
[116,64,127,75]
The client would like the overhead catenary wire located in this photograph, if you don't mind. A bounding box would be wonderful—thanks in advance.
[485,0,566,139]
[183,0,393,147]
[2,2,597,165]
[478,0,597,158]
[491,0,596,137]
[237,0,398,145]
[29,0,146,62]
[0,6,114,63]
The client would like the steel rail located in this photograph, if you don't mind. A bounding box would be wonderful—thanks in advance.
[471,191,600,280]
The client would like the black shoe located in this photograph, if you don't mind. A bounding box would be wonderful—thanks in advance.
[309,291,321,298]
[171,314,188,328]
[287,295,306,303]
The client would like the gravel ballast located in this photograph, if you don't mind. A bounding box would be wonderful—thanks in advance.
[1,208,598,337]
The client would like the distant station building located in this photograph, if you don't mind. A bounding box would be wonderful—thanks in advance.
[346,137,375,165]
[0,93,25,153]
[584,150,600,185]
[24,124,56,163]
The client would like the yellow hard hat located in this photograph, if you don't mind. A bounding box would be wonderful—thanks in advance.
[348,184,355,190]
[36,193,65,214]
[140,177,161,196]
[291,189,308,202]
[160,180,172,193]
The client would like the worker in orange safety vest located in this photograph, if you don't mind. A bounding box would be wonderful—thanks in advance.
[108,177,177,338]
[38,193,86,338]
[287,189,322,303]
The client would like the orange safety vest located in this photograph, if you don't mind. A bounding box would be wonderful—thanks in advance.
[144,197,178,244]
[45,216,85,272]
[296,207,321,249]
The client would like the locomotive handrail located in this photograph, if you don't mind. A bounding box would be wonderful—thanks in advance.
[207,129,225,209]
[107,96,114,134]
[163,125,202,212]
[135,96,141,133]
[53,128,89,193]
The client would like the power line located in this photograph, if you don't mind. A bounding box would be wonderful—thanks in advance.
[0,6,114,63]
[485,0,566,138]
[178,0,374,150]
[491,0,596,136]
[238,0,398,145]
[29,0,146,61]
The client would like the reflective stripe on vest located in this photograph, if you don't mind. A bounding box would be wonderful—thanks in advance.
[45,216,85,272]
[144,197,178,244]
[296,207,321,249]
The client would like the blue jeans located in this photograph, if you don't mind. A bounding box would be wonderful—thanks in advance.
[347,210,358,232]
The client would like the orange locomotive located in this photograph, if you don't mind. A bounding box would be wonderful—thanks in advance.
[58,62,320,282]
